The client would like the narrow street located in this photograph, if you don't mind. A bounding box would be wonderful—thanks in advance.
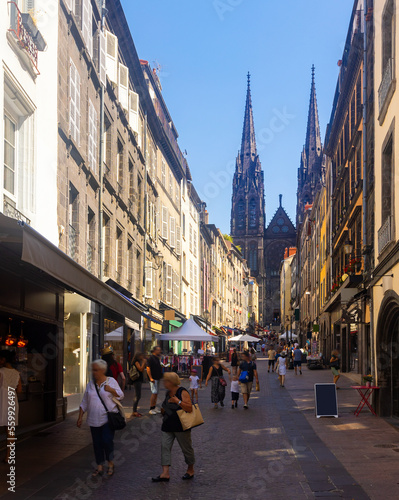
[2,359,399,500]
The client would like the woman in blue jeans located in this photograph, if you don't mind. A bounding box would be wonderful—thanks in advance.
[77,359,124,477]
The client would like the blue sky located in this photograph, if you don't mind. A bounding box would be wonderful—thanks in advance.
[122,0,354,233]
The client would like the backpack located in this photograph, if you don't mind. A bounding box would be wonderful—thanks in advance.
[129,362,140,382]
[239,362,253,383]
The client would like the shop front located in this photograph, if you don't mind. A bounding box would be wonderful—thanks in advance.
[0,214,142,429]
[375,290,399,417]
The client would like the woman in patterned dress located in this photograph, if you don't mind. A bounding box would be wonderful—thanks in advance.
[205,357,230,408]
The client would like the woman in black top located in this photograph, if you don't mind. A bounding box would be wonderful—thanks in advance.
[231,348,239,375]
[131,352,146,418]
[152,372,194,482]
[205,357,231,408]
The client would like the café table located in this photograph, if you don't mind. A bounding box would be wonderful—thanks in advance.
[351,386,380,416]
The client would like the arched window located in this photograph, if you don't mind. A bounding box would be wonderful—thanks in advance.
[236,200,245,229]
[249,244,258,271]
[249,199,257,228]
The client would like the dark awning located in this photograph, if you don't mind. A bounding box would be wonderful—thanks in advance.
[0,214,141,324]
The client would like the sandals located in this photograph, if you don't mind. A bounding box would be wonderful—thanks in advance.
[91,468,103,477]
[152,476,170,482]
[107,465,114,477]
[182,473,194,480]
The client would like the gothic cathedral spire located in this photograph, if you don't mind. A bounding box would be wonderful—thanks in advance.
[240,73,258,172]
[304,65,322,172]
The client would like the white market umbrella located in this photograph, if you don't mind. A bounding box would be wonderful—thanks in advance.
[279,332,298,340]
[228,334,260,342]
[158,318,219,342]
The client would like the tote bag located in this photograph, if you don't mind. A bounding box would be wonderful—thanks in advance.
[177,403,204,431]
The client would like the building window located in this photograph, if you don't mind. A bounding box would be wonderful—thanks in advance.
[69,59,80,145]
[382,134,393,224]
[102,211,110,276]
[104,114,111,167]
[68,184,79,260]
[3,114,16,196]
[87,207,95,273]
[382,0,394,73]
[136,249,141,298]
[127,239,134,288]
[237,200,245,229]
[116,226,123,282]
[249,199,257,228]
[116,139,124,190]
[249,244,257,272]
[161,159,166,186]
[128,158,134,200]
[88,100,98,173]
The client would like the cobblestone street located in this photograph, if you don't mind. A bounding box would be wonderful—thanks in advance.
[2,359,399,499]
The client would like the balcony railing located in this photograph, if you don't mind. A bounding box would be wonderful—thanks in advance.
[378,216,393,255]
[378,58,393,112]
[3,198,31,225]
[87,242,93,273]
[8,2,39,74]
[69,225,77,260]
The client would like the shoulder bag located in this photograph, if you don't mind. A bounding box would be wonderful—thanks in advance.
[176,388,204,431]
[129,362,140,382]
[95,381,126,431]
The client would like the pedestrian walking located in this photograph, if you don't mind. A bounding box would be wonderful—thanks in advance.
[129,352,146,418]
[230,375,240,409]
[330,350,341,386]
[189,369,201,404]
[152,372,195,482]
[293,346,303,375]
[275,352,288,387]
[205,357,230,408]
[261,343,266,356]
[147,346,163,415]
[237,351,259,409]
[77,359,124,477]
[231,348,239,375]
[102,346,126,391]
[267,346,277,372]
[0,350,22,463]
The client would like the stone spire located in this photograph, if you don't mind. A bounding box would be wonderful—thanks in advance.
[240,72,258,171]
[304,65,322,172]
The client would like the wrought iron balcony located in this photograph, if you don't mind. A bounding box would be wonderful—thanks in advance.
[68,224,77,260]
[3,198,31,225]
[87,242,93,273]
[378,58,393,113]
[378,216,393,255]
[8,2,40,74]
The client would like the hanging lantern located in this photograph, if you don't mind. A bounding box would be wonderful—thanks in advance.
[17,321,28,348]
[5,318,16,346]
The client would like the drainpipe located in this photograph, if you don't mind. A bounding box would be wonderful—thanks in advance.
[99,1,106,281]
[142,112,148,304]
[362,4,374,379]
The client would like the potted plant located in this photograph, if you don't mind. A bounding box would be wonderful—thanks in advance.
[363,374,373,388]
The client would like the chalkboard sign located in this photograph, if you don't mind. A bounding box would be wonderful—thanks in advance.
[314,383,338,418]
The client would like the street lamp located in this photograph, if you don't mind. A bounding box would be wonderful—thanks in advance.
[344,239,353,256]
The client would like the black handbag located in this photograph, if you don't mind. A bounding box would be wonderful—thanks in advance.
[95,381,126,431]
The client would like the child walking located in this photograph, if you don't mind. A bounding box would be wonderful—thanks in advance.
[231,375,240,409]
[189,369,201,403]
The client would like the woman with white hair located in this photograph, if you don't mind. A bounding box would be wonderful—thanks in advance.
[77,359,124,477]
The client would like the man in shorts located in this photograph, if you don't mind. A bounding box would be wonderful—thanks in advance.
[267,346,276,373]
[147,346,163,414]
[293,346,303,375]
[237,352,259,409]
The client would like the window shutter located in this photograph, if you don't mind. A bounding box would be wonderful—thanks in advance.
[129,91,139,133]
[193,230,197,257]
[176,225,181,255]
[88,100,97,172]
[170,216,176,248]
[166,264,173,304]
[99,30,106,86]
[81,0,93,57]
[69,59,80,146]
[194,265,198,292]
[118,64,129,110]
[105,30,118,84]
[145,261,153,298]
[64,0,73,11]
[190,261,193,286]
[162,206,168,240]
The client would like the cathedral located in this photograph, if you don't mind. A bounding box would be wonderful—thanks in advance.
[230,74,296,327]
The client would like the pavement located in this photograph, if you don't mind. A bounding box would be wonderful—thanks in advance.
[1,358,399,499]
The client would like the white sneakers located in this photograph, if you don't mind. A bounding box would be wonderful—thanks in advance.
[149,407,161,415]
